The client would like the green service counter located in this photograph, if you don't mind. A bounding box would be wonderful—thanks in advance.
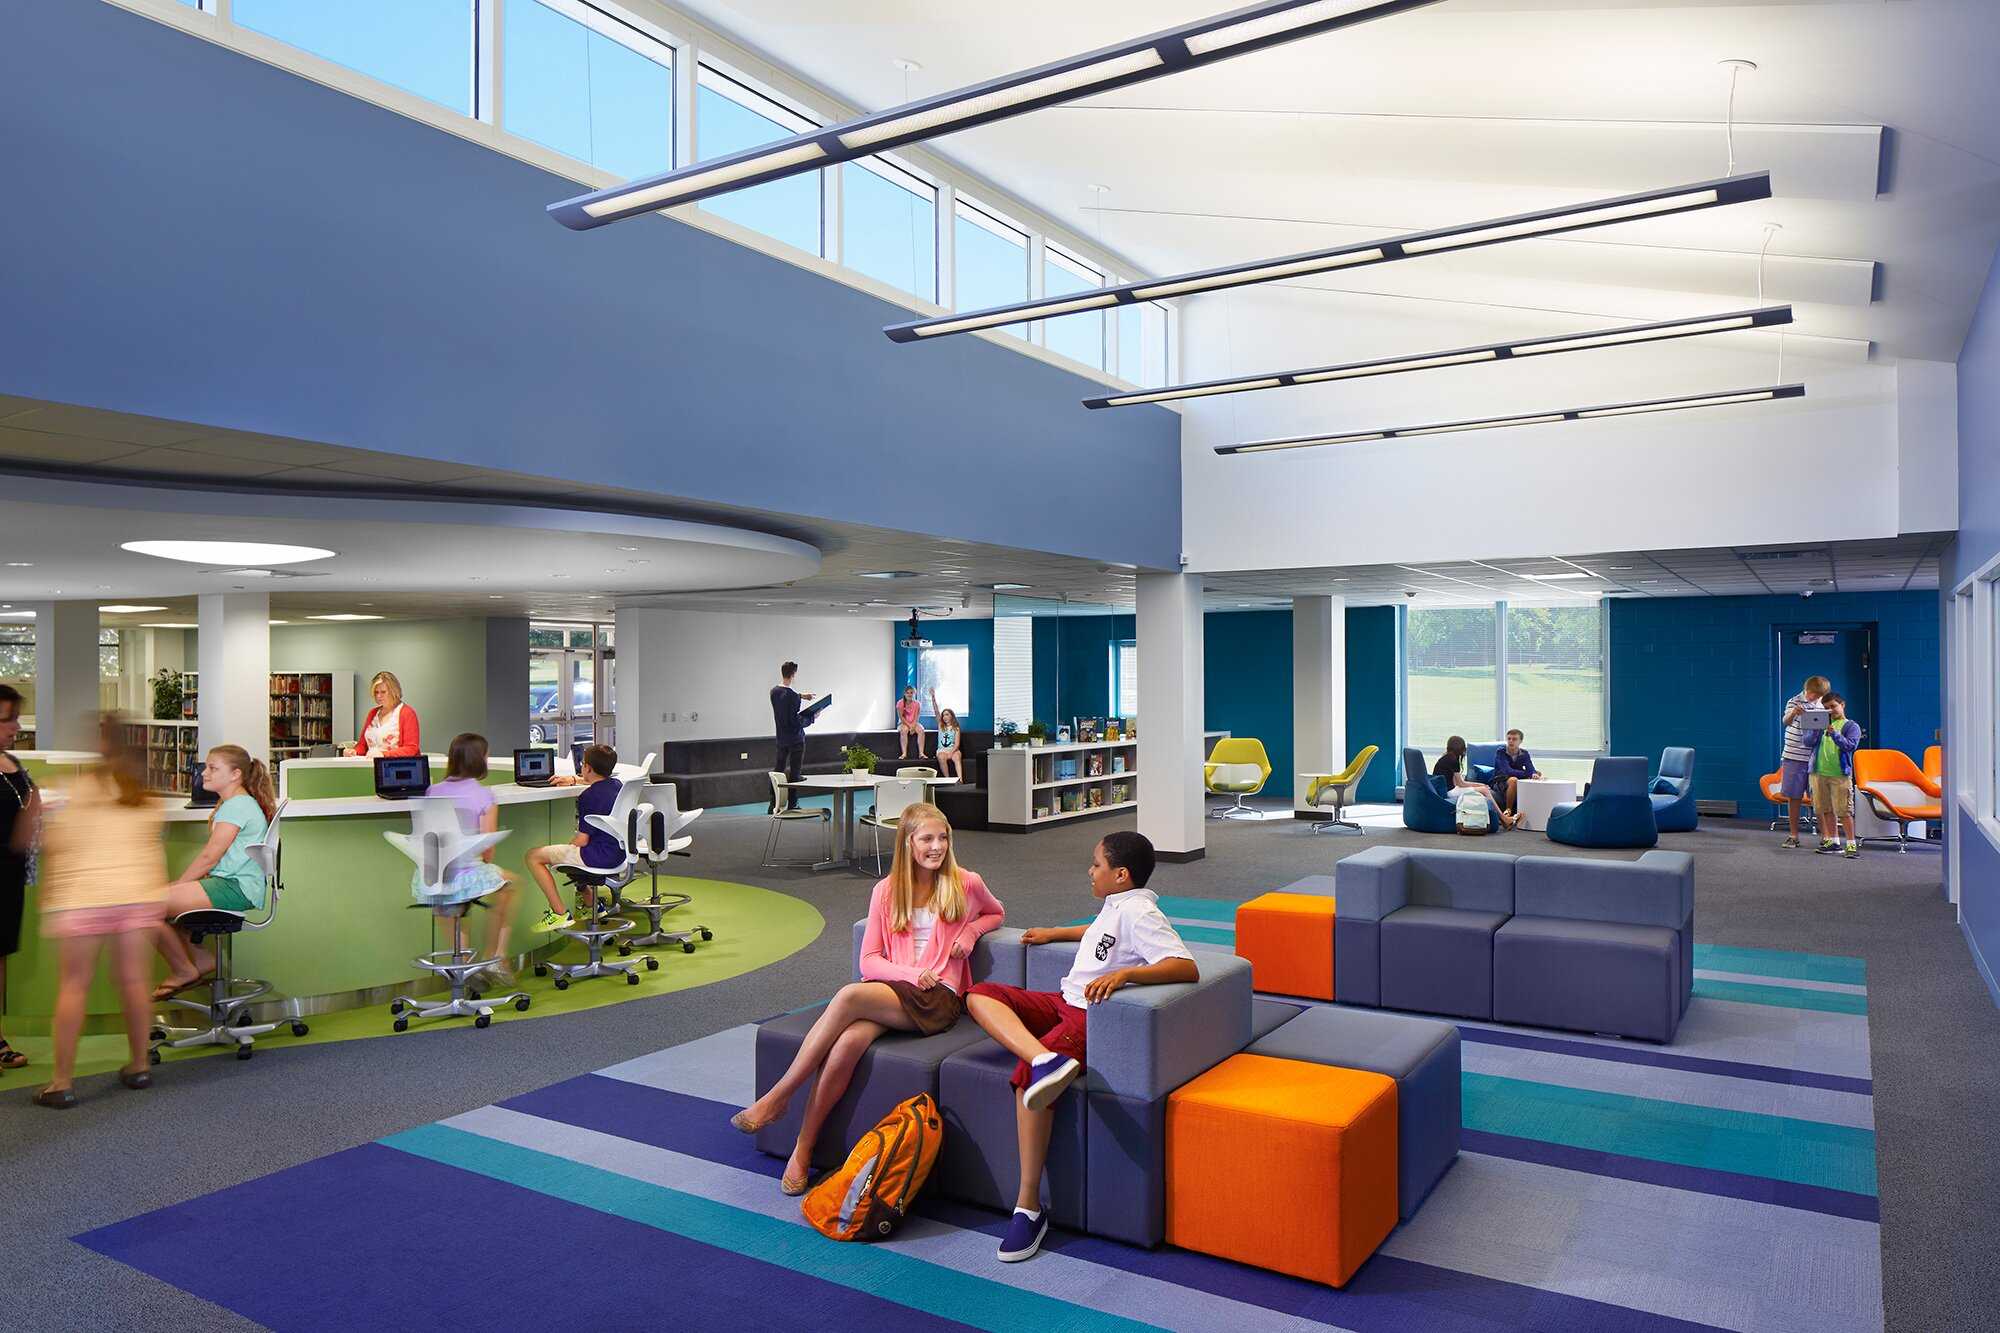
[3,755,622,1032]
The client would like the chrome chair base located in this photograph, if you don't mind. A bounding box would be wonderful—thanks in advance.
[1209,795,1262,820]
[544,874,653,987]
[1307,817,1365,835]
[392,946,529,1031]
[152,932,308,1063]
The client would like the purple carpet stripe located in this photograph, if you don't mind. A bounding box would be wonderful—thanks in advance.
[1456,1024,1875,1096]
[74,1142,978,1333]
[500,1074,1735,1332]
[1460,1130,1880,1222]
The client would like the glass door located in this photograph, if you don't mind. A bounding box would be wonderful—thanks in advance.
[529,623,609,765]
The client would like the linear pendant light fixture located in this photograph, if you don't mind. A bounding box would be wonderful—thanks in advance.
[888,171,1772,342]
[1085,305,1793,408]
[1214,383,1805,455]
[548,0,1444,229]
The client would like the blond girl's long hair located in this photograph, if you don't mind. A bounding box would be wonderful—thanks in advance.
[207,744,277,824]
[886,802,966,932]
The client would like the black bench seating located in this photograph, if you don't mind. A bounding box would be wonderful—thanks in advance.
[657,730,992,811]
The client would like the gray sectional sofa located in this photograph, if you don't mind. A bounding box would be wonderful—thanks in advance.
[1334,845,1695,1042]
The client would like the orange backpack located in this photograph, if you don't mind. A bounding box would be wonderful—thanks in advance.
[802,1093,942,1241]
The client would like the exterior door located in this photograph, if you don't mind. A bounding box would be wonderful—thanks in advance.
[1775,624,1877,748]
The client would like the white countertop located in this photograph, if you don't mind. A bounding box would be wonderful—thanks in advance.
[149,780,590,822]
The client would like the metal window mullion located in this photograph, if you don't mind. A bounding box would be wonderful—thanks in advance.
[1028,233,1047,345]
[476,0,501,126]
[935,181,956,311]
[676,38,698,169]
[822,156,842,265]
[1494,601,1509,738]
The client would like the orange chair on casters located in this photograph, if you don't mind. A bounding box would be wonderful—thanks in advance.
[1854,750,1941,852]
[1757,769,1817,834]
[1923,746,1944,788]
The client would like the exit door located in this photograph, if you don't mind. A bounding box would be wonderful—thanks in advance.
[1774,624,1877,748]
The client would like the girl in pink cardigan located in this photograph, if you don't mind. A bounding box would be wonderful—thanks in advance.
[732,801,1002,1194]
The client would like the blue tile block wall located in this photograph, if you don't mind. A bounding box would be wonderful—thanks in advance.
[895,619,994,730]
[1205,611,1295,799]
[1608,591,1941,818]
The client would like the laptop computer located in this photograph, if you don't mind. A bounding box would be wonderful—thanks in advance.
[185,756,219,809]
[512,747,556,788]
[373,755,431,801]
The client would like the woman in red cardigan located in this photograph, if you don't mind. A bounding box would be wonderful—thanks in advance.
[730,801,1002,1194]
[345,670,421,758]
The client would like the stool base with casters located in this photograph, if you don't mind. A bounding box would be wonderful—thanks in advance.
[390,901,530,1032]
[538,868,651,988]
[601,856,711,956]
[152,911,309,1063]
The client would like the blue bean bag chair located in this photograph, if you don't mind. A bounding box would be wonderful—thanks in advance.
[1547,757,1659,849]
[1467,742,1502,786]
[1401,747,1502,835]
[1649,747,1698,833]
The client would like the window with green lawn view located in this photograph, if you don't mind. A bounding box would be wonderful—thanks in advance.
[1405,602,1604,783]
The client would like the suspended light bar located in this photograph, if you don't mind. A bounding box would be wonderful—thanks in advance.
[549,0,1443,230]
[1084,305,1792,409]
[888,171,1772,342]
[1215,383,1805,455]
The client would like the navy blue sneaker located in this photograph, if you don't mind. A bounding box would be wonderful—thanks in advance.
[1021,1053,1080,1111]
[997,1208,1048,1262]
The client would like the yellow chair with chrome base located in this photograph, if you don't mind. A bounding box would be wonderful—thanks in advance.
[1301,746,1379,835]
[1204,738,1274,820]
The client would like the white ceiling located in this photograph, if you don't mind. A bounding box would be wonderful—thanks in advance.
[677,0,2000,363]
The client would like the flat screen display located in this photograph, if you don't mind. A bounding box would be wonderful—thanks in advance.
[374,755,431,798]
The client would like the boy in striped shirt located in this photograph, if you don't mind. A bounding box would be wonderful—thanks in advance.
[1778,674,1832,848]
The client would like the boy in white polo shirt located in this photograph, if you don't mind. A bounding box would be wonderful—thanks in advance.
[966,830,1198,1263]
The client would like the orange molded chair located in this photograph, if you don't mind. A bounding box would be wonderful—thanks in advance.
[1758,769,1817,832]
[1853,749,1941,852]
[1922,746,1944,796]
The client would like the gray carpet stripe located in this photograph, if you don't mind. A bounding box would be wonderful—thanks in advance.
[1694,969,1870,996]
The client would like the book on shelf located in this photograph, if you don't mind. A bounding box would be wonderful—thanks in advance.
[1086,787,1105,808]
[1086,752,1106,776]
[1111,754,1127,774]
[1110,782,1129,804]
[1033,802,1051,820]
[1055,758,1079,780]
[1060,789,1081,813]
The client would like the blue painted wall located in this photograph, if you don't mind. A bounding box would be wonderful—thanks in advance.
[1946,248,2000,1006]
[1607,592,1940,818]
[893,618,994,730]
[1204,611,1295,799]
[0,1,1180,570]
[1346,607,1400,803]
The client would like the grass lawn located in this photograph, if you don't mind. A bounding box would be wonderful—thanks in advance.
[1409,667,1603,773]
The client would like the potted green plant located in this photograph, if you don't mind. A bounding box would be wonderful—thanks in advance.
[997,720,1020,748]
[1026,721,1048,748]
[150,667,184,722]
[842,742,880,774]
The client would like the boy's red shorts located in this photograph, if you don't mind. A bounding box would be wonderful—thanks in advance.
[967,982,1088,1090]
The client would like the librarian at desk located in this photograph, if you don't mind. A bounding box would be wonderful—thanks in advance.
[344,670,420,758]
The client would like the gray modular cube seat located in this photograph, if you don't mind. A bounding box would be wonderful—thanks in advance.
[1338,847,1516,1019]
[1024,938,1254,1247]
[1496,852,1695,1042]
[752,925,1028,1170]
[936,1039,1088,1229]
[1249,1005,1461,1220]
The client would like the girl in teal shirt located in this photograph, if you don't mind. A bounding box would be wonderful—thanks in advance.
[150,744,276,1000]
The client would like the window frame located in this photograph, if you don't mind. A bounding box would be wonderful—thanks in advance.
[502,0,679,179]
[1400,599,1609,770]
[914,644,971,723]
[840,152,940,303]
[1038,242,1107,367]
[693,57,827,259]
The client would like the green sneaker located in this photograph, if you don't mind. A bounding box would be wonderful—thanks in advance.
[1780,837,1801,850]
[1816,839,1839,853]
[539,909,575,934]
[1843,844,1860,859]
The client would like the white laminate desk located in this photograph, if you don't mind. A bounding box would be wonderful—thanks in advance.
[788,772,959,871]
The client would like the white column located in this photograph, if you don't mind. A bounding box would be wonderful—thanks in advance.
[198,592,271,764]
[1136,572,1205,861]
[1292,595,1347,816]
[30,601,101,752]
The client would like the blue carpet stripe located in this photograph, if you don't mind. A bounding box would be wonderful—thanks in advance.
[385,1122,1162,1333]
[75,1142,979,1333]
[1461,1130,1880,1222]
[1456,1025,1876,1096]
[491,1075,1734,1332]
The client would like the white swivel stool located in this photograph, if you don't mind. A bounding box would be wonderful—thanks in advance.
[154,800,309,1062]
[540,779,649,989]
[383,798,529,1031]
[599,781,711,955]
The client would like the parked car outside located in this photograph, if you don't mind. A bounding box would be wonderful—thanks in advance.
[528,681,593,745]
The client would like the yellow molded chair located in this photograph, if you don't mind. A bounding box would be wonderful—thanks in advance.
[1301,746,1380,835]
[1204,738,1274,820]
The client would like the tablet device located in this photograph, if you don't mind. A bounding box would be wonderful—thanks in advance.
[512,747,556,787]
[374,755,431,800]
[1794,706,1832,730]
[801,693,833,722]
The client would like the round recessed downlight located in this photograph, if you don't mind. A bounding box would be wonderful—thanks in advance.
[858,570,919,580]
[99,604,168,613]
[123,540,334,566]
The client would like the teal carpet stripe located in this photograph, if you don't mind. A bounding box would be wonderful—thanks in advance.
[1463,1071,1879,1196]
[1150,896,1242,923]
[1692,944,1867,986]
[1692,978,1868,1014]
[1175,924,1238,946]
[382,1123,1162,1333]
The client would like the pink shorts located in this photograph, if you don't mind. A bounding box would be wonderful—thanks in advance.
[42,902,166,939]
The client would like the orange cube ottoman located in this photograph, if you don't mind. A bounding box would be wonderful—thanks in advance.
[1235,891,1337,999]
[1165,1053,1397,1288]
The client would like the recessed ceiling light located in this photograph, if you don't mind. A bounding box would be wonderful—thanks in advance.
[937,568,963,575]
[140,622,199,628]
[218,568,281,579]
[757,602,771,607]
[616,546,639,552]
[4,562,32,567]
[551,575,569,580]
[308,613,385,621]
[990,582,1030,591]
[1526,572,1597,581]
[1641,580,1660,584]
[488,595,504,600]
[1607,566,1634,571]
[858,570,919,580]
[123,540,334,566]
[0,609,35,619]
[99,604,168,613]
[268,619,288,625]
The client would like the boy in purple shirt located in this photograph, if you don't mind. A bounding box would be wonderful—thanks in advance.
[525,744,624,931]
[1491,728,1542,817]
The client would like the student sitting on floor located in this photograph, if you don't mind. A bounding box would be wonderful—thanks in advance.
[525,743,622,931]
[965,831,1197,1264]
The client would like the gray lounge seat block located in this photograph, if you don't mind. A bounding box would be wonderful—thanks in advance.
[850,920,1027,989]
[753,1008,990,1168]
[1507,851,1692,1037]
[1250,997,1304,1041]
[1085,1089,1166,1247]
[1379,905,1509,1019]
[937,1039,1087,1229]
[1249,1006,1461,1219]
[1494,916,1680,1041]
[1335,918,1381,1007]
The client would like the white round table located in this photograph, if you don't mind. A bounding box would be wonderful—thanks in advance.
[1514,778,1582,832]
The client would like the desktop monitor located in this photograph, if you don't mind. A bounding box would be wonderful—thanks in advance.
[373,755,431,800]
[185,756,218,809]
[512,748,555,786]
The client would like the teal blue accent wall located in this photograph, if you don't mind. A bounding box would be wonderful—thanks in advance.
[1204,611,1294,799]
[1055,615,1135,725]
[1607,591,1940,818]
[1346,606,1400,803]
[893,619,993,730]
